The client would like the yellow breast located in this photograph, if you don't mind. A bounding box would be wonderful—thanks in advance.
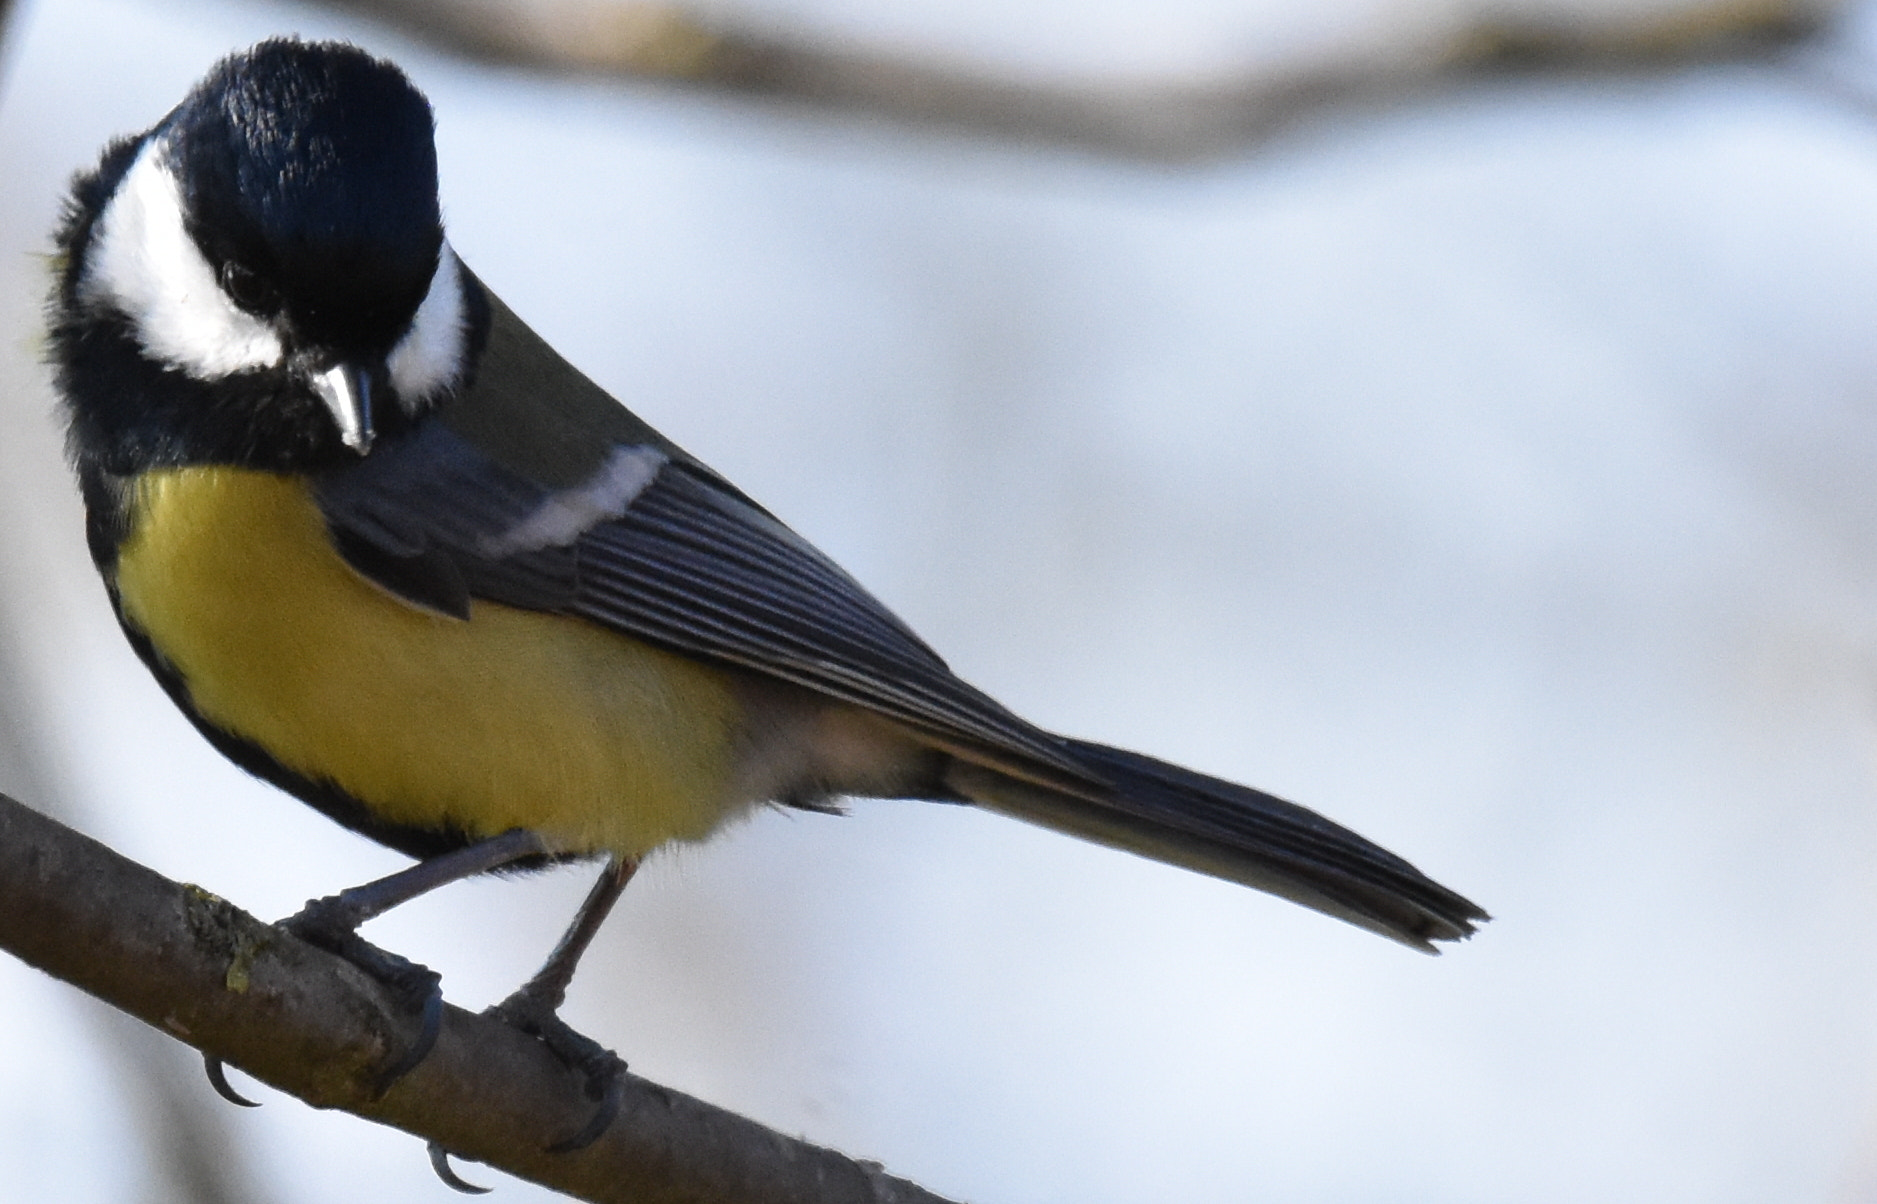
[112,467,747,858]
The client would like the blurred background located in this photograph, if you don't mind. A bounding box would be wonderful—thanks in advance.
[6,0,1877,1199]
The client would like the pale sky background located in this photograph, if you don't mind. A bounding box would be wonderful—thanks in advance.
[5,0,1877,1201]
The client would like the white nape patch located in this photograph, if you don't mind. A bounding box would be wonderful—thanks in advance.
[79,140,284,379]
[387,243,466,410]
[479,445,669,556]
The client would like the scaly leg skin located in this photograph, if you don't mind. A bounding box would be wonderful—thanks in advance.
[430,856,638,1192]
[203,829,550,1106]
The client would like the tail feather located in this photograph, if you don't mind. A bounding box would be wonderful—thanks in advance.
[945,738,1487,952]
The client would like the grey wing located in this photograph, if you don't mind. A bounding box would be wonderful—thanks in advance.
[317,421,1099,790]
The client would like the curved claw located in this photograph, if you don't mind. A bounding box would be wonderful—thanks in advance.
[547,1059,624,1153]
[371,984,444,1097]
[203,1054,261,1107]
[427,1142,491,1195]
[487,995,628,1152]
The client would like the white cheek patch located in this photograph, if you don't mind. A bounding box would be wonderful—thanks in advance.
[387,242,466,411]
[79,140,284,379]
[478,445,669,556]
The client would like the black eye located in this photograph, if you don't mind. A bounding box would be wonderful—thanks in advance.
[219,261,278,314]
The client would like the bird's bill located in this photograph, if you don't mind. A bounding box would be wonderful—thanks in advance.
[311,361,375,453]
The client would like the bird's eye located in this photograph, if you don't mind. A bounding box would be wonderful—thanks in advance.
[219,261,278,314]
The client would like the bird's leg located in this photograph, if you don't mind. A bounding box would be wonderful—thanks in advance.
[206,829,550,1106]
[491,855,637,1151]
[427,856,637,1189]
[283,828,550,965]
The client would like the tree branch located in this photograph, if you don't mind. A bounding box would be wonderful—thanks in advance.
[0,792,955,1204]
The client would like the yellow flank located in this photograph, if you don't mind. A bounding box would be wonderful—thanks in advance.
[112,467,748,858]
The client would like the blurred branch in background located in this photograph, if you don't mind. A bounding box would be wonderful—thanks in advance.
[306,0,1841,157]
[0,792,956,1204]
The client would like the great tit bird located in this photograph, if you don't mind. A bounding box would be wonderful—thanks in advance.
[49,37,1485,1153]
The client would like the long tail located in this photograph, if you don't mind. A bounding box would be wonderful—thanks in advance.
[945,738,1487,952]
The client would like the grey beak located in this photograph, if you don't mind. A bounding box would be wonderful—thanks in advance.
[311,362,375,454]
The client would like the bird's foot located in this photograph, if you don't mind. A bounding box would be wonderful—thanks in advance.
[195,893,446,1107]
[423,983,625,1193]
[200,899,444,1105]
[282,894,446,1093]
[489,984,626,1152]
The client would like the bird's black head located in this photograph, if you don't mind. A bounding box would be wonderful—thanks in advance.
[167,38,442,359]
[53,39,477,475]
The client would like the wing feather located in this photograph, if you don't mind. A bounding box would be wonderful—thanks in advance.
[318,423,1097,787]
